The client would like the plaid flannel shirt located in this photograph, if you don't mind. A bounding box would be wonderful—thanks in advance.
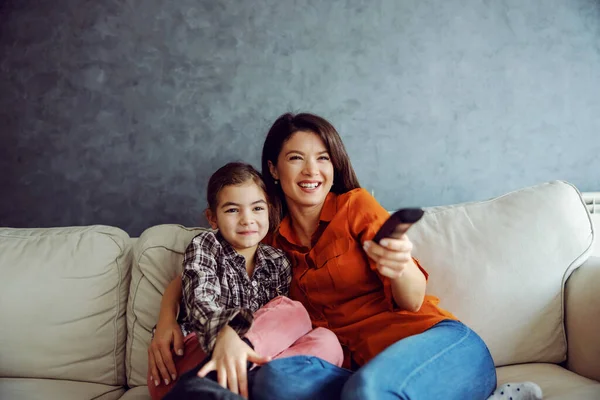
[178,230,291,353]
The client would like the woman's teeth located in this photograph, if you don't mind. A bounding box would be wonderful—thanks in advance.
[299,182,320,189]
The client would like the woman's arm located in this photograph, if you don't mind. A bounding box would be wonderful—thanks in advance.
[349,190,427,312]
[389,257,426,312]
[160,275,183,326]
[366,236,427,312]
[148,275,184,386]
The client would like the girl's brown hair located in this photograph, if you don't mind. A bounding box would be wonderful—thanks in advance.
[206,162,278,231]
[261,113,361,220]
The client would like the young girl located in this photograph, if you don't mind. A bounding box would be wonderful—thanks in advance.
[148,162,342,400]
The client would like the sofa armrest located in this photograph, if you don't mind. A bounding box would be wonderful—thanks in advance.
[565,255,600,382]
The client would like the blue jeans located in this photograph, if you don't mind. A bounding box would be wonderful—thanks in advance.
[250,320,497,400]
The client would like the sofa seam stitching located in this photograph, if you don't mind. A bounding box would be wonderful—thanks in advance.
[89,385,124,400]
[101,232,127,386]
[127,259,144,386]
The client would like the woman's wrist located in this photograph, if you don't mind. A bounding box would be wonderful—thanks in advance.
[388,257,417,283]
[152,311,178,339]
[157,310,178,326]
[158,297,179,321]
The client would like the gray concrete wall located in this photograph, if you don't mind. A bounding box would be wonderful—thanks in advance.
[1,0,599,235]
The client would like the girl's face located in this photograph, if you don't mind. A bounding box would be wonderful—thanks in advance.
[206,180,270,254]
[269,131,334,212]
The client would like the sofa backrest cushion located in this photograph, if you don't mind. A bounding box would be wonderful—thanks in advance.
[0,226,131,386]
[126,224,208,387]
[409,180,594,366]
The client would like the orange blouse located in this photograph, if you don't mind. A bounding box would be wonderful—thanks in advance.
[268,188,456,368]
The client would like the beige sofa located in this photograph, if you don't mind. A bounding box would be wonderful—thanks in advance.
[1,180,599,400]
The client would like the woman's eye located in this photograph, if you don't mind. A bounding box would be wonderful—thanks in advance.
[318,155,330,161]
[289,155,302,161]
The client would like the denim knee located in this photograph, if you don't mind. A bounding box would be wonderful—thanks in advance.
[341,367,381,400]
[251,356,351,400]
[251,356,320,400]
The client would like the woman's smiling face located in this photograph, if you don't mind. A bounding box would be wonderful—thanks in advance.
[269,130,334,211]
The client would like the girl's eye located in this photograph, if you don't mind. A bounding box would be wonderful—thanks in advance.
[289,155,302,161]
[224,208,238,213]
[318,155,330,161]
[253,206,265,212]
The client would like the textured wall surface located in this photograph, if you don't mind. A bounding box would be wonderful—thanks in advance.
[1,0,599,235]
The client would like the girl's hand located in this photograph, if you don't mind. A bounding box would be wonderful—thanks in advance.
[148,318,185,387]
[198,325,271,399]
[363,223,414,279]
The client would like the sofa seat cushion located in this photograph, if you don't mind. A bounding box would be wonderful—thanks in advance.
[0,226,131,386]
[126,224,208,387]
[409,181,594,366]
[496,363,600,399]
[0,378,125,400]
[119,386,152,400]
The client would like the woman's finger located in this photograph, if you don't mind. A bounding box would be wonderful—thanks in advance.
[364,241,410,263]
[363,241,381,261]
[147,348,160,387]
[152,346,171,385]
[378,265,405,279]
[378,238,413,253]
[197,359,216,378]
[159,339,178,381]
[377,258,406,271]
[173,330,185,357]
[378,252,412,266]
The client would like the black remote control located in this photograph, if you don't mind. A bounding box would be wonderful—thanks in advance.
[372,208,424,244]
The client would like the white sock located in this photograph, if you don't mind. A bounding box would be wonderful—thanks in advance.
[487,381,543,400]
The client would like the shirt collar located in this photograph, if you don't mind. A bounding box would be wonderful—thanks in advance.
[278,191,338,245]
[216,230,268,269]
[255,244,268,267]
[215,231,243,261]
[319,191,338,222]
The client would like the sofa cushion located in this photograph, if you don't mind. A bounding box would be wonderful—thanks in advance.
[0,378,125,400]
[565,256,600,383]
[591,214,600,256]
[496,363,600,399]
[126,224,208,387]
[0,226,131,386]
[119,386,153,400]
[409,181,594,366]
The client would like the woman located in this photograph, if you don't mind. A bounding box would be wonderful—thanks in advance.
[149,113,498,399]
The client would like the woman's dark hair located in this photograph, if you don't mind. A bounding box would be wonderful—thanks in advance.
[261,113,361,220]
[206,162,278,231]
